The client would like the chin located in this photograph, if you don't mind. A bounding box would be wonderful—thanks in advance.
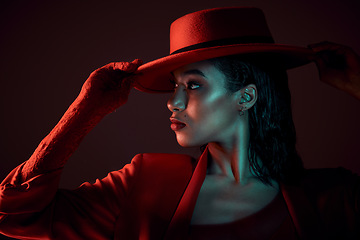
[177,142,195,148]
[176,135,203,148]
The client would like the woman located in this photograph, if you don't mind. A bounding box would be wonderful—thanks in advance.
[0,7,359,239]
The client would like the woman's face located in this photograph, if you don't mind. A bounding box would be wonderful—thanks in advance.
[167,60,240,148]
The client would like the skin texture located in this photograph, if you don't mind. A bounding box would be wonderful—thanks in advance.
[168,61,281,225]
[168,61,240,148]
[168,60,257,183]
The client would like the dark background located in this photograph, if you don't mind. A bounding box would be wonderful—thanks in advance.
[0,0,359,238]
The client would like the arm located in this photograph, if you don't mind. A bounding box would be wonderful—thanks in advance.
[309,41,360,100]
[21,59,143,181]
[0,59,143,239]
[0,59,142,213]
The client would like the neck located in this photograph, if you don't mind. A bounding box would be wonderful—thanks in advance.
[207,113,254,184]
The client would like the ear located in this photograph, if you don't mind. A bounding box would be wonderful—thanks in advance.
[234,84,258,111]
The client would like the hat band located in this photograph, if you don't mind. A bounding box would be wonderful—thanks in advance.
[170,35,274,55]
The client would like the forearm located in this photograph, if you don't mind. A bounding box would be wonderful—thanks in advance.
[17,60,142,182]
[21,95,107,182]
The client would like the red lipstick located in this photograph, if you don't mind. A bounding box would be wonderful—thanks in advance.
[170,118,186,131]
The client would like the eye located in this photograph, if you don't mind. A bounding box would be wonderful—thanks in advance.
[187,81,201,90]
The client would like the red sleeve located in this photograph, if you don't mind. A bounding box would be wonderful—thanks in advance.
[0,155,142,239]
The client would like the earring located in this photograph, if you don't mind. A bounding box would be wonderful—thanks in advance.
[239,106,246,116]
[240,93,251,103]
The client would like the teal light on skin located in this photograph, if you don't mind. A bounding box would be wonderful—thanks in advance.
[168,60,258,184]
[169,61,280,225]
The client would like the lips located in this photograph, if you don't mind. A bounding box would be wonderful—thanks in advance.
[170,118,186,131]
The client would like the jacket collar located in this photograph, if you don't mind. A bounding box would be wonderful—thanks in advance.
[164,148,326,239]
[164,147,209,240]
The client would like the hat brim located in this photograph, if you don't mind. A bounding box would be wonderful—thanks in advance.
[134,43,315,93]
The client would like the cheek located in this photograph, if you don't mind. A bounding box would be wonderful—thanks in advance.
[187,93,235,125]
[185,96,210,122]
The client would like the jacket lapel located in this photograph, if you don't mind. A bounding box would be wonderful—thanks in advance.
[281,183,327,239]
[164,150,329,239]
[164,148,209,240]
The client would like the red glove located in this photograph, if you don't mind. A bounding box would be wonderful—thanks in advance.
[80,59,143,115]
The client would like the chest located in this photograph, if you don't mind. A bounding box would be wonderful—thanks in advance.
[191,176,280,225]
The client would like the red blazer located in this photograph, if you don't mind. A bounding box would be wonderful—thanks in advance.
[0,149,359,239]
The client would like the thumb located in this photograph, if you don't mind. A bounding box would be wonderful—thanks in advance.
[131,58,143,67]
[113,59,143,73]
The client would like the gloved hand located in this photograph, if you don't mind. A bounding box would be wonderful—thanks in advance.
[79,59,143,115]
[309,41,360,100]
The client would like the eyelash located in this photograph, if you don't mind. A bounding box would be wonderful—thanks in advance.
[170,80,201,90]
[187,81,201,90]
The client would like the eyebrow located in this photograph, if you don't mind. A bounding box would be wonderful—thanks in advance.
[181,69,206,77]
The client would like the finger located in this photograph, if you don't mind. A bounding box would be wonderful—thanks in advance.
[126,59,143,72]
[131,58,143,67]
[113,59,143,73]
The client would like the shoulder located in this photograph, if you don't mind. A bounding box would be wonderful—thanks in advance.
[282,167,360,208]
[77,153,196,202]
[122,153,196,213]
[132,152,196,166]
[300,167,359,189]
[281,168,360,236]
[127,153,196,191]
[129,152,196,180]
[296,167,360,208]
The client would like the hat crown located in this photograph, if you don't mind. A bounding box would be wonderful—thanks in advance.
[170,7,274,54]
[135,7,313,93]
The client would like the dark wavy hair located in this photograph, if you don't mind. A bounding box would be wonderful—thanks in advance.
[207,54,304,185]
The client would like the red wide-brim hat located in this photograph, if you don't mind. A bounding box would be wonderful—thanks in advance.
[134,7,315,93]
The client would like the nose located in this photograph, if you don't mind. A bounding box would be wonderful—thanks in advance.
[167,87,187,112]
